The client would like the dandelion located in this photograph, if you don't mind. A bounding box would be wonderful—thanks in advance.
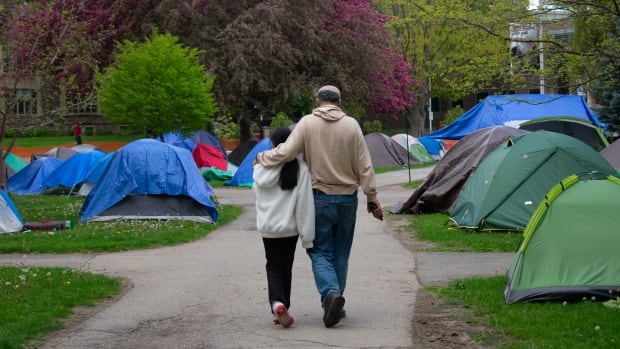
[65,281,71,285]
[48,231,55,236]
[591,296,596,301]
[5,281,11,286]
[62,270,67,274]
[563,301,567,306]
[46,272,52,276]
[31,273,37,278]
[21,268,29,273]
[18,275,26,282]
[595,325,601,331]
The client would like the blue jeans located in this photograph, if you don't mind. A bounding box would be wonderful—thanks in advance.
[307,191,358,305]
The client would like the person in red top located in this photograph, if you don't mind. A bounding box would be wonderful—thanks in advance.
[73,122,82,145]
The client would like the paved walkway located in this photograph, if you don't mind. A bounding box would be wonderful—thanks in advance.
[0,167,512,348]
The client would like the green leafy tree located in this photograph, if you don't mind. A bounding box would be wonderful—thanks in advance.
[150,0,418,141]
[96,32,217,138]
[270,112,293,129]
[565,0,620,134]
[376,0,532,135]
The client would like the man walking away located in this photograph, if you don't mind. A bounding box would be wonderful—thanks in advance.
[255,85,383,327]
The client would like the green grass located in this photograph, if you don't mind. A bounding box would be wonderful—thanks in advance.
[374,162,435,174]
[431,277,620,348]
[0,194,242,348]
[4,135,141,148]
[2,195,243,253]
[0,266,124,349]
[407,213,522,252]
[402,179,423,190]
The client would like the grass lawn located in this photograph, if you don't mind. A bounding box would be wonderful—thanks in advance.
[432,277,620,348]
[401,183,620,348]
[3,135,141,148]
[0,195,242,348]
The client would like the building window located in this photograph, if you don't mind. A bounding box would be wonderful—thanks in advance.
[68,94,98,114]
[15,89,37,115]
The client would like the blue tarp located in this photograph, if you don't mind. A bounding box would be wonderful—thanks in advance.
[418,137,444,155]
[83,152,114,184]
[79,139,218,223]
[425,94,604,140]
[163,130,228,160]
[7,157,63,195]
[224,138,271,187]
[43,151,106,189]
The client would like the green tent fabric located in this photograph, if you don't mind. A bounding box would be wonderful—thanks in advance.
[504,174,620,304]
[202,167,233,181]
[391,134,435,163]
[450,130,617,231]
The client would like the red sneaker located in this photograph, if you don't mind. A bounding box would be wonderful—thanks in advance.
[273,303,294,328]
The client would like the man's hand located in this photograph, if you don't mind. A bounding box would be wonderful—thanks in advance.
[367,200,383,220]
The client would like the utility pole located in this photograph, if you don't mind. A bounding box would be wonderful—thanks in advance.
[427,77,433,133]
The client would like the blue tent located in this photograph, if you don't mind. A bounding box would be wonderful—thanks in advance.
[7,157,63,195]
[417,137,445,158]
[163,130,228,160]
[43,151,106,190]
[224,138,271,187]
[79,139,218,223]
[426,94,604,140]
[76,152,115,196]
[0,189,23,233]
[163,132,197,151]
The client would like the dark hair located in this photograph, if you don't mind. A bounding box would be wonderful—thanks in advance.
[270,126,299,190]
[317,90,340,104]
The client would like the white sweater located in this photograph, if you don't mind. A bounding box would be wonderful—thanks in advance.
[252,159,315,248]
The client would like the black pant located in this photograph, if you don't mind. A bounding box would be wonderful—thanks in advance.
[262,235,298,312]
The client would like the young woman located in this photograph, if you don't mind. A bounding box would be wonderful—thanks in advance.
[252,126,314,328]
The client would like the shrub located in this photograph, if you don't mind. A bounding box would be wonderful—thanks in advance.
[270,112,293,128]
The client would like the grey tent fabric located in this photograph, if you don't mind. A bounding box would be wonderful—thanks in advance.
[364,132,420,168]
[600,138,620,169]
[392,126,529,214]
[31,146,78,161]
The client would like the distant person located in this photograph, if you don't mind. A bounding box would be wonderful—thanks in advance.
[255,85,383,328]
[73,122,82,145]
[252,126,315,328]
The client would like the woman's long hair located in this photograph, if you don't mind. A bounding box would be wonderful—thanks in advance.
[270,126,299,190]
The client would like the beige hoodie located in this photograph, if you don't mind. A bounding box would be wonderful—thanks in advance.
[257,105,377,202]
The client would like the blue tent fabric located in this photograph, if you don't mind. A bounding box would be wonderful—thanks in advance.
[418,137,443,155]
[43,151,106,189]
[0,189,23,233]
[164,130,227,160]
[163,132,198,151]
[7,157,63,195]
[83,152,114,184]
[79,139,218,223]
[225,138,271,187]
[426,94,603,140]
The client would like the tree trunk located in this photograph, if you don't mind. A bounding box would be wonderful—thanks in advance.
[405,102,428,137]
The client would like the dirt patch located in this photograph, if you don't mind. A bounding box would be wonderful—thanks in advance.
[385,213,502,349]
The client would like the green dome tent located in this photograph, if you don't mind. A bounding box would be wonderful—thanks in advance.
[450,130,617,231]
[505,174,620,304]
